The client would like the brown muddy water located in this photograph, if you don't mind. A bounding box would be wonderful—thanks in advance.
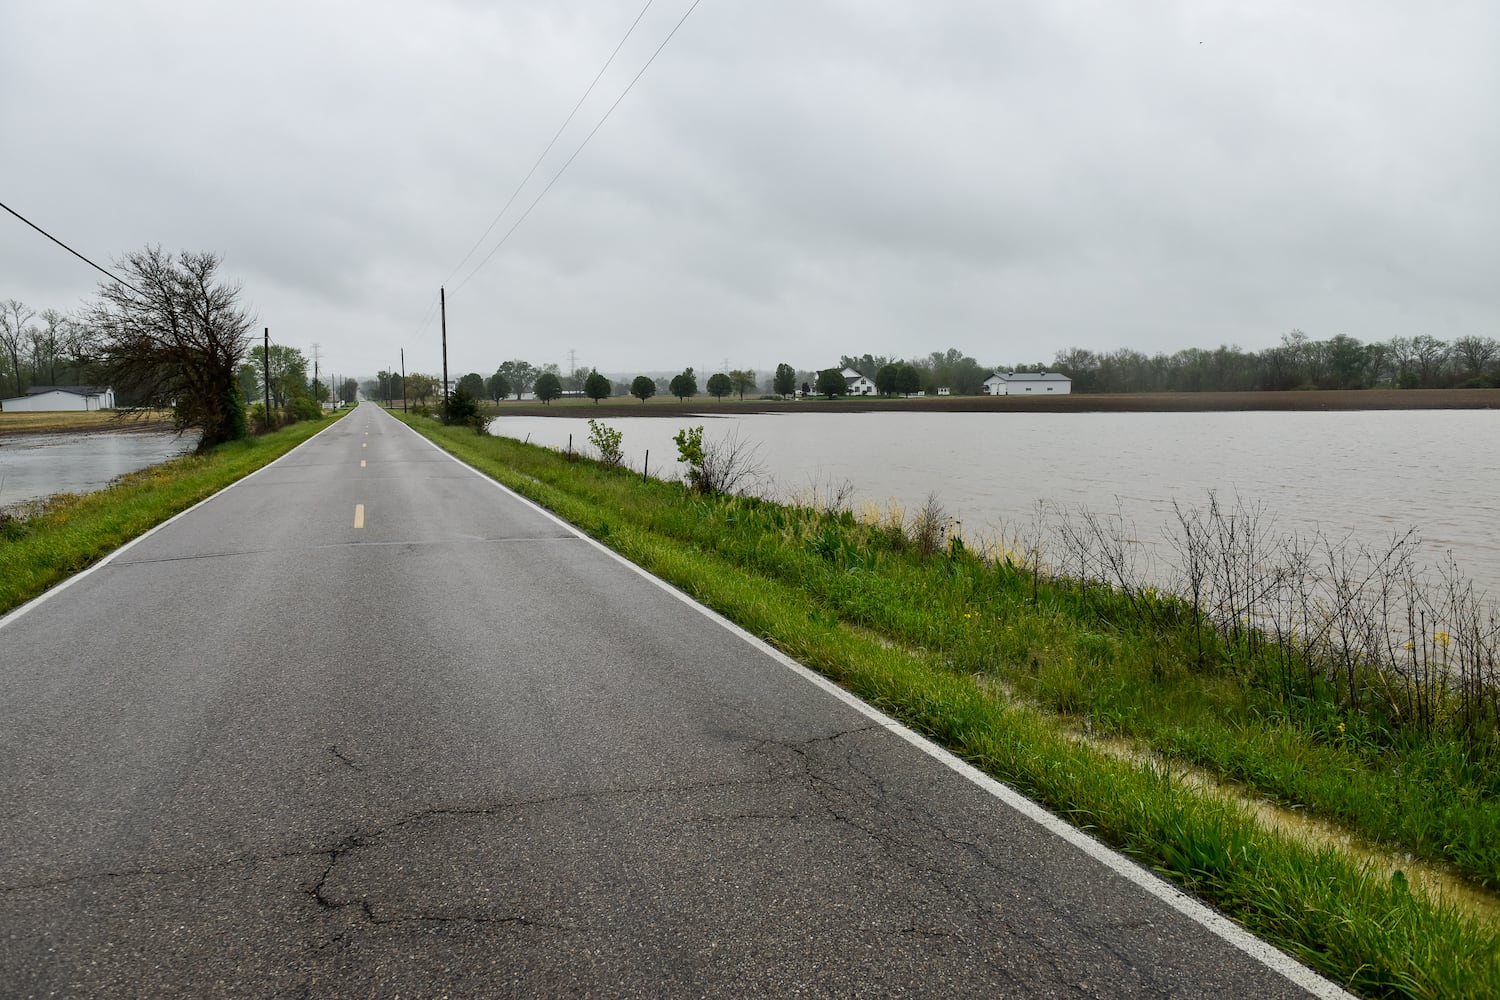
[492,409,1500,598]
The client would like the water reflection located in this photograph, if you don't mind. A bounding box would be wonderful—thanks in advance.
[0,430,198,510]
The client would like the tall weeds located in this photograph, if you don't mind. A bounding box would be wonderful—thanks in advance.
[1043,492,1498,745]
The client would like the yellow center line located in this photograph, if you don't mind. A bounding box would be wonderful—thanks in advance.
[354,504,365,529]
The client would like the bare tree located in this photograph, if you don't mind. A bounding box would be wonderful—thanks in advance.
[1,299,36,396]
[87,247,251,450]
[1451,335,1498,382]
[29,309,70,386]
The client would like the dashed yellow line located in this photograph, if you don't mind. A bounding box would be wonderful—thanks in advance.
[354,504,365,529]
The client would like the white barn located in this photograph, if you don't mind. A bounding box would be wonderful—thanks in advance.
[982,372,1072,396]
[841,367,876,395]
[0,385,117,412]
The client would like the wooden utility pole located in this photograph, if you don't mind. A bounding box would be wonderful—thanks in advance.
[262,328,270,417]
[400,348,407,413]
[440,286,450,411]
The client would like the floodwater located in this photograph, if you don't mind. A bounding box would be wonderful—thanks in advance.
[0,430,198,511]
[491,409,1500,596]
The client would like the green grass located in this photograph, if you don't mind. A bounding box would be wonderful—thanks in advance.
[402,414,1500,999]
[0,413,344,614]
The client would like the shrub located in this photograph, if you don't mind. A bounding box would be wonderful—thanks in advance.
[588,419,624,467]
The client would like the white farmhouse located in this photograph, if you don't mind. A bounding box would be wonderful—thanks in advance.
[0,385,117,412]
[841,367,876,396]
[982,371,1072,396]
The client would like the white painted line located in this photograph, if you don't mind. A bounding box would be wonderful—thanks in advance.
[353,504,365,529]
[396,412,1353,1000]
[0,415,350,632]
[360,459,366,468]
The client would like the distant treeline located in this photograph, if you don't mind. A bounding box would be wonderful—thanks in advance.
[845,332,1498,397]
[1034,331,1499,394]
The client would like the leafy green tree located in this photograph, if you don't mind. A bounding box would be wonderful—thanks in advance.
[497,359,538,400]
[584,369,611,403]
[840,353,893,375]
[729,369,756,400]
[339,378,359,403]
[534,371,562,403]
[895,364,922,396]
[247,343,309,408]
[874,363,899,395]
[407,372,438,404]
[457,372,485,399]
[236,362,260,405]
[630,375,656,402]
[485,371,512,403]
[669,367,697,400]
[706,372,732,399]
[773,362,796,398]
[815,368,847,399]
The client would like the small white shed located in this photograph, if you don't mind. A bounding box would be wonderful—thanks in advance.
[982,372,1072,396]
[0,385,117,412]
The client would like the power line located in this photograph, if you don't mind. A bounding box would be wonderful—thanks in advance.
[441,0,658,290]
[408,0,658,351]
[0,197,144,296]
[454,0,705,293]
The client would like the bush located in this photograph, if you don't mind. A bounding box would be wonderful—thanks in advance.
[248,402,277,434]
[287,395,322,423]
[674,424,763,495]
[588,418,624,467]
[443,386,486,433]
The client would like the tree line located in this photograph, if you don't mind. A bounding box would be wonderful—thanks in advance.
[414,329,1499,411]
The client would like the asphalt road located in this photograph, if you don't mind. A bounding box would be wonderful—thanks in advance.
[0,403,1347,998]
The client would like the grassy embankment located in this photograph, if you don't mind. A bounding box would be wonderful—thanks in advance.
[0,412,344,614]
[402,412,1499,1000]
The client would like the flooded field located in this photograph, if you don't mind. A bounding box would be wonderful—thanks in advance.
[0,430,197,510]
[492,409,1500,597]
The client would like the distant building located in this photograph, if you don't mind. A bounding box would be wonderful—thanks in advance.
[0,385,116,412]
[840,367,876,396]
[982,372,1072,396]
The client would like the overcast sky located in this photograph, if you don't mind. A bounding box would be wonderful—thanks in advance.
[4,1,1496,382]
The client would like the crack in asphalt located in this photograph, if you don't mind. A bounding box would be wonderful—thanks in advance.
[2,724,1007,958]
[729,724,1016,923]
[327,745,364,771]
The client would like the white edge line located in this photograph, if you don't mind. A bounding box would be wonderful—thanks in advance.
[0,414,347,632]
[402,411,1353,999]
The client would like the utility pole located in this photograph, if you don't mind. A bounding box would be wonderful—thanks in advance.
[311,342,321,407]
[262,328,271,417]
[400,348,407,413]
[440,286,450,413]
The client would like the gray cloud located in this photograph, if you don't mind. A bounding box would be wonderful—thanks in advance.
[4,0,1496,381]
